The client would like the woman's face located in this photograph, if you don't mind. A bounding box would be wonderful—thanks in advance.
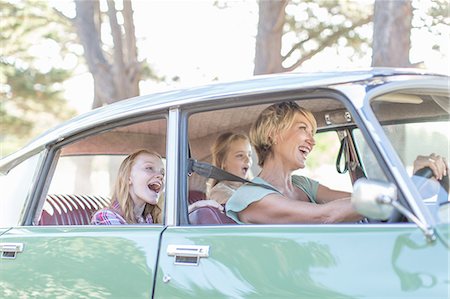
[274,112,315,170]
[129,153,165,206]
[223,138,253,179]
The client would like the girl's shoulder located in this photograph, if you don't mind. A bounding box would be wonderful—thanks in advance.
[91,207,127,225]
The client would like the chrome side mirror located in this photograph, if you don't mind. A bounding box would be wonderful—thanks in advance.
[352,178,436,242]
[351,178,396,220]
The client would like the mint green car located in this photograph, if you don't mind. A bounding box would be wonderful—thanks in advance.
[1,69,448,298]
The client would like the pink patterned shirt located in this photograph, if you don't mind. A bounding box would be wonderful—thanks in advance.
[91,200,153,225]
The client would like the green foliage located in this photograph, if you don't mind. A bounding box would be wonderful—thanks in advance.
[305,131,341,169]
[0,0,78,157]
[283,0,372,69]
[411,0,449,55]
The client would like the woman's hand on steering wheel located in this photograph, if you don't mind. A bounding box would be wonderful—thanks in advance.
[413,153,448,181]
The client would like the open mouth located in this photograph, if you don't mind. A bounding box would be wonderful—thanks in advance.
[148,182,162,193]
[298,146,310,159]
[242,167,249,175]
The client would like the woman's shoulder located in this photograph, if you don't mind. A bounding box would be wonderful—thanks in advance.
[291,174,320,203]
[292,174,319,186]
[226,177,280,222]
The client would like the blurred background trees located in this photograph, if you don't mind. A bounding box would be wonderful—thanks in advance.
[1,0,449,158]
[254,0,372,74]
[0,0,77,154]
[72,0,158,108]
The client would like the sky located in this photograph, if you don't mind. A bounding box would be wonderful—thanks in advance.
[50,0,449,114]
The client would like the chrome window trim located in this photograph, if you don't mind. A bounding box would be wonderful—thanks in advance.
[165,107,181,226]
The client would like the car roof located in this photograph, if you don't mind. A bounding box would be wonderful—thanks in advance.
[1,68,447,173]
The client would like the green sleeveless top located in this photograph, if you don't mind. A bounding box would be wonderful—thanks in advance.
[225,175,319,224]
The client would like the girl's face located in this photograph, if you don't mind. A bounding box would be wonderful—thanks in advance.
[129,153,165,206]
[223,138,253,179]
[274,112,315,170]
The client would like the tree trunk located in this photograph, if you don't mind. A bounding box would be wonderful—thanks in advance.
[372,0,412,67]
[123,0,140,96]
[74,0,141,106]
[254,0,288,75]
[74,0,116,106]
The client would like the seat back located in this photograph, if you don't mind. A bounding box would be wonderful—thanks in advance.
[189,206,236,225]
[38,194,111,225]
[188,190,206,204]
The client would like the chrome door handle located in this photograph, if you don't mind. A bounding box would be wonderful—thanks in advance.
[167,244,209,265]
[0,243,24,259]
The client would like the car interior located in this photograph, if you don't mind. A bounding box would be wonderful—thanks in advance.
[34,89,449,226]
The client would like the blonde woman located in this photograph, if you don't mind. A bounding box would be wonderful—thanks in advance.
[226,101,447,224]
[92,149,165,225]
[226,101,362,224]
[207,132,253,205]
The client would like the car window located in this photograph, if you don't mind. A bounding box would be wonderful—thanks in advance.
[0,151,45,226]
[366,90,450,212]
[369,91,449,177]
[47,155,126,196]
[294,131,352,193]
[36,117,167,226]
[382,122,448,175]
[353,129,388,182]
[186,97,361,225]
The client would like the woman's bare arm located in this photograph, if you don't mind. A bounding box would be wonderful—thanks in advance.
[315,184,351,204]
[238,192,362,224]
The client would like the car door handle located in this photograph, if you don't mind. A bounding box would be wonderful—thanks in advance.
[0,243,24,259]
[167,244,209,266]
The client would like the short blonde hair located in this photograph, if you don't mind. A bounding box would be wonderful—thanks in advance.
[111,149,164,224]
[250,101,317,167]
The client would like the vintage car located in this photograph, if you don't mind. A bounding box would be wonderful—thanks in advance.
[0,69,448,298]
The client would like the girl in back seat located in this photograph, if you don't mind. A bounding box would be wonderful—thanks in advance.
[92,149,223,225]
[208,132,253,205]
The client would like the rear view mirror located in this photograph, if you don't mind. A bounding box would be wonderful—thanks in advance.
[351,178,396,220]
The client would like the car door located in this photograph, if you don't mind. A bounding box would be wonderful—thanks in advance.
[154,225,448,298]
[153,89,449,298]
[0,116,169,298]
[0,226,164,298]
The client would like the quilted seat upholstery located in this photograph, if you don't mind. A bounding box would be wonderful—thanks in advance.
[38,194,110,225]
[189,206,236,225]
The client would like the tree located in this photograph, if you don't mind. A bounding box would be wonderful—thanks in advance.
[372,0,449,68]
[254,0,289,74]
[254,0,372,75]
[372,0,412,67]
[71,0,155,108]
[0,0,77,156]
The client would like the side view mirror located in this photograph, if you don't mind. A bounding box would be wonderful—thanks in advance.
[352,178,437,242]
[351,178,396,220]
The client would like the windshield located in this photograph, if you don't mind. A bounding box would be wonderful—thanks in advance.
[355,89,449,221]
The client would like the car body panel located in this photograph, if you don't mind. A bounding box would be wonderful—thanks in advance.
[0,226,164,298]
[154,225,449,298]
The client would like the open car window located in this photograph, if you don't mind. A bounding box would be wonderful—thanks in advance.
[35,117,167,226]
[186,95,377,225]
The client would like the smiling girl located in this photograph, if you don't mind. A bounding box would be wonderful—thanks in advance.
[92,149,165,225]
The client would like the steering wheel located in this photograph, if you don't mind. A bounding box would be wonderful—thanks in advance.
[414,167,449,202]
[388,167,449,223]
